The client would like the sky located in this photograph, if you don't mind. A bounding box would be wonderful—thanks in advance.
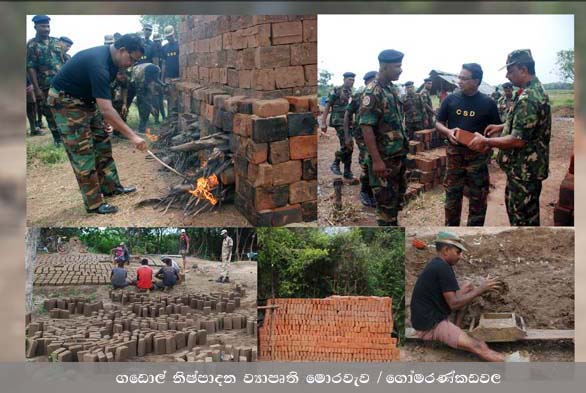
[26,15,159,56]
[319,15,574,87]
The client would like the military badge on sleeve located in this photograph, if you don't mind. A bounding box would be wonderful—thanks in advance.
[362,95,371,106]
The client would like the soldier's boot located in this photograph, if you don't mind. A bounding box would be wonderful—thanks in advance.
[330,159,342,176]
[215,276,224,283]
[86,203,118,215]
[50,128,62,146]
[343,161,354,180]
[359,191,373,207]
[223,276,230,283]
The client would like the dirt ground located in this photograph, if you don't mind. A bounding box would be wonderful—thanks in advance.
[318,116,574,226]
[29,254,257,362]
[26,134,250,227]
[403,227,574,361]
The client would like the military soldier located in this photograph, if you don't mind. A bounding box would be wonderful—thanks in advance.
[161,25,180,114]
[151,32,166,123]
[359,50,408,226]
[402,81,426,139]
[321,72,356,178]
[137,23,159,66]
[469,50,551,226]
[497,82,514,122]
[58,36,73,64]
[111,70,129,123]
[131,62,163,133]
[491,86,501,102]
[344,70,377,207]
[48,33,147,214]
[26,74,43,136]
[420,77,435,128]
[26,15,64,145]
[436,63,501,226]
[216,229,233,284]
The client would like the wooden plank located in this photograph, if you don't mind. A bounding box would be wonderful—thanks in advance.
[406,327,574,341]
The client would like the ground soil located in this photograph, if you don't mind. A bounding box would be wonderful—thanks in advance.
[318,116,574,226]
[29,254,257,362]
[403,227,574,362]
[26,134,250,227]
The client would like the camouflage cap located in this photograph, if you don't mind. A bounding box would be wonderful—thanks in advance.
[378,49,404,64]
[363,71,377,81]
[435,231,467,252]
[59,36,73,45]
[500,49,534,70]
[114,32,122,41]
[104,34,114,44]
[32,15,50,24]
[342,72,356,79]
[502,82,513,89]
[404,81,414,86]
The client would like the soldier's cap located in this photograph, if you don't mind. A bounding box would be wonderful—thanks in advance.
[220,229,228,235]
[153,32,162,41]
[435,231,467,252]
[114,32,122,41]
[424,77,433,82]
[363,71,377,81]
[500,49,534,71]
[164,25,175,37]
[502,82,513,89]
[378,49,404,64]
[32,15,50,25]
[104,34,115,44]
[404,81,414,87]
[143,23,153,31]
[59,36,73,45]
[342,72,356,79]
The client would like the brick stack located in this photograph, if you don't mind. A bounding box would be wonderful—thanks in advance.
[43,297,103,319]
[554,154,574,226]
[405,129,447,201]
[258,296,399,362]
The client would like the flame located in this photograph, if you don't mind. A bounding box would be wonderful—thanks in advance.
[188,174,219,205]
[145,128,159,142]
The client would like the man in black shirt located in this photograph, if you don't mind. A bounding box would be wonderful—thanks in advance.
[137,24,159,66]
[410,231,504,361]
[48,34,147,215]
[436,63,501,226]
[162,25,180,113]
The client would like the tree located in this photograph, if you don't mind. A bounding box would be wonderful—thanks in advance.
[25,228,41,313]
[555,49,574,83]
[139,15,180,37]
[318,69,334,98]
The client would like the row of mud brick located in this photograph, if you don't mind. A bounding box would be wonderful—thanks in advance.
[34,254,124,286]
[258,296,399,362]
[27,307,256,362]
[41,297,104,319]
[179,15,317,97]
[109,289,244,310]
[175,344,257,362]
[36,254,107,264]
[554,154,574,226]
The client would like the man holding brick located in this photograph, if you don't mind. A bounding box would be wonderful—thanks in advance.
[469,50,551,226]
[321,72,356,179]
[410,231,504,362]
[435,63,501,226]
[359,50,409,226]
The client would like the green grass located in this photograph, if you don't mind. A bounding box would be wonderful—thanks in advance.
[26,142,67,166]
[547,89,574,110]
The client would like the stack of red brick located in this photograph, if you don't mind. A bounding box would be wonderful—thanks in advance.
[554,154,574,226]
[178,15,316,98]
[258,296,399,362]
[405,129,447,201]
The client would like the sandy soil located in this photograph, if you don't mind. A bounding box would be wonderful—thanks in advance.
[403,227,574,362]
[318,117,574,226]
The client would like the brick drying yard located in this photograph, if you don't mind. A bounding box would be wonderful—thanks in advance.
[26,253,258,362]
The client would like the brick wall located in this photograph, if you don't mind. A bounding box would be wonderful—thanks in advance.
[258,296,400,362]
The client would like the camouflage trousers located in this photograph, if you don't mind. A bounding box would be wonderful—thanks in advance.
[137,92,156,133]
[368,155,407,226]
[39,88,62,143]
[112,100,128,122]
[444,148,489,226]
[355,137,372,195]
[505,176,542,226]
[334,126,353,164]
[405,121,424,140]
[49,90,122,210]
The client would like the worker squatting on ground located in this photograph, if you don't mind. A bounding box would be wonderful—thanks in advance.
[469,49,552,226]
[216,229,233,284]
[435,63,501,227]
[321,72,356,180]
[344,70,378,208]
[179,229,190,274]
[410,231,505,362]
[48,33,148,215]
[359,49,408,226]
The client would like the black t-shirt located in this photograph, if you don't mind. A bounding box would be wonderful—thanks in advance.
[410,257,460,331]
[162,41,179,78]
[51,45,118,100]
[137,39,154,64]
[436,90,501,140]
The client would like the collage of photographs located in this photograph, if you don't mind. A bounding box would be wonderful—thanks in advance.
[24,14,574,364]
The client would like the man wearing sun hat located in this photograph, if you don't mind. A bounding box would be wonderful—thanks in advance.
[410,231,504,361]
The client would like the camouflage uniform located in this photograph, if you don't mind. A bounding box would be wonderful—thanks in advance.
[328,86,354,165]
[346,87,372,197]
[402,90,426,139]
[220,235,233,277]
[497,77,551,226]
[419,88,434,128]
[47,88,122,211]
[111,73,129,122]
[131,63,161,133]
[497,95,514,123]
[26,36,63,143]
[359,79,408,226]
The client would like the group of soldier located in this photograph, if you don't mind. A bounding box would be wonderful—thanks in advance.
[323,48,551,227]
[26,15,180,147]
[26,15,182,215]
